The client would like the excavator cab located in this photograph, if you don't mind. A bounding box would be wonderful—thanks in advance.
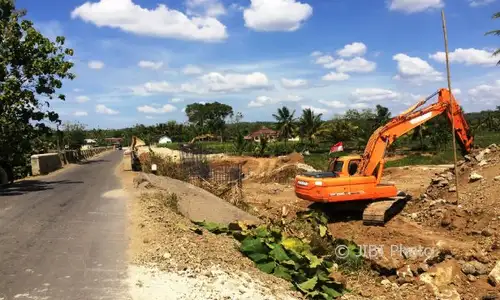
[327,155,362,177]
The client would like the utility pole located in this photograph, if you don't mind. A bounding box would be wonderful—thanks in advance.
[441,10,460,204]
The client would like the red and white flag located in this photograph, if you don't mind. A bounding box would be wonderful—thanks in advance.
[330,142,344,153]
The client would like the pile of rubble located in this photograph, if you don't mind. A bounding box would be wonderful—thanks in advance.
[423,143,499,201]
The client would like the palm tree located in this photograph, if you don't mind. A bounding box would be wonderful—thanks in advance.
[299,108,323,143]
[272,106,296,144]
[485,12,500,65]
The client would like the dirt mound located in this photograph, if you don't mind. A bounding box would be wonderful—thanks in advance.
[210,152,310,181]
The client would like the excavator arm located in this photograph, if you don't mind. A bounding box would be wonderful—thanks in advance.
[357,88,474,179]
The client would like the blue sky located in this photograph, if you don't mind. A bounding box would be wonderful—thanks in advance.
[18,0,500,129]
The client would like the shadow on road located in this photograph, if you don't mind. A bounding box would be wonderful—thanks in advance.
[0,180,84,197]
[77,159,110,165]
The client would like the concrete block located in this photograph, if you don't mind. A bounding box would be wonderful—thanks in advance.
[31,153,62,176]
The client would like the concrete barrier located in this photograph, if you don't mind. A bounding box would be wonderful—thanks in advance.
[31,147,113,176]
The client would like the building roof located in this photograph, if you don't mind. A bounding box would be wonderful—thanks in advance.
[245,126,279,139]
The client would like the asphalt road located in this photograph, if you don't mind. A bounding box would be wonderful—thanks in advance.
[0,151,130,300]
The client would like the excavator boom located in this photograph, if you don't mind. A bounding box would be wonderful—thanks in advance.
[358,88,473,179]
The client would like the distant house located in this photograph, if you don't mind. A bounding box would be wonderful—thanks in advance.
[244,126,279,142]
[158,136,172,144]
[105,137,123,145]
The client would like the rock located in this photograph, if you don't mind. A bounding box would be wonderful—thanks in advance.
[441,214,452,227]
[397,265,413,278]
[482,295,499,300]
[138,181,152,189]
[488,143,498,150]
[162,252,171,259]
[380,279,392,287]
[488,261,500,286]
[430,199,447,206]
[476,148,491,161]
[409,212,419,220]
[432,176,445,184]
[329,271,347,286]
[417,263,429,274]
[461,261,489,275]
[448,186,457,192]
[469,172,483,182]
[494,176,500,182]
[482,228,494,237]
[467,274,477,282]
[478,160,488,167]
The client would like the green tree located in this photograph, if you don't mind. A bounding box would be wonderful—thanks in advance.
[485,12,500,65]
[0,2,75,179]
[374,105,391,127]
[185,102,233,139]
[272,106,296,144]
[299,108,323,143]
[61,122,86,150]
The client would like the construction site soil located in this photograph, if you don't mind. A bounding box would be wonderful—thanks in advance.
[136,148,500,299]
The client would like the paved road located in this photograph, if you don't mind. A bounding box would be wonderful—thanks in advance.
[0,151,130,300]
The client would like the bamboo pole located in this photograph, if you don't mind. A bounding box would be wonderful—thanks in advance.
[441,10,460,204]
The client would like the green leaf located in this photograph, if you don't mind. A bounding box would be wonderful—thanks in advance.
[269,245,290,262]
[248,253,269,262]
[254,225,271,238]
[297,276,318,292]
[321,285,343,298]
[240,237,268,255]
[257,261,276,274]
[273,265,292,281]
[304,251,323,268]
[194,221,228,233]
[319,225,327,237]
[281,237,310,253]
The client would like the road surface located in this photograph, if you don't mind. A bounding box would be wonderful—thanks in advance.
[0,151,130,300]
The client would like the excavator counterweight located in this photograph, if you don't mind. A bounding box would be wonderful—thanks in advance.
[294,88,473,225]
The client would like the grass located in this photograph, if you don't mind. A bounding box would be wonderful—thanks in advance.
[385,151,456,168]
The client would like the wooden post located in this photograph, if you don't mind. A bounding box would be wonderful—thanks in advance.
[441,10,460,204]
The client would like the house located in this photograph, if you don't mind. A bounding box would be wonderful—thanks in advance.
[105,138,123,145]
[244,126,279,142]
[158,136,172,144]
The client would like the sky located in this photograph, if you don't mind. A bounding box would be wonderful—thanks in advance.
[17,0,500,129]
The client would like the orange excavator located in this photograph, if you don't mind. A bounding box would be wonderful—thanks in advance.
[294,88,474,225]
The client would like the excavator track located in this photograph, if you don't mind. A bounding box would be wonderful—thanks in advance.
[362,195,410,226]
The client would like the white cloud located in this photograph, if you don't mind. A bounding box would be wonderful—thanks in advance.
[71,0,228,42]
[146,116,155,119]
[182,64,203,75]
[429,48,498,66]
[243,0,313,32]
[311,51,322,57]
[200,72,272,92]
[88,60,104,69]
[131,81,177,96]
[186,0,226,17]
[452,88,461,95]
[133,72,271,96]
[351,88,401,102]
[393,53,443,84]
[283,95,303,102]
[301,105,328,115]
[281,78,308,89]
[388,0,443,13]
[76,95,90,103]
[315,55,334,65]
[324,57,376,73]
[249,96,273,107]
[73,88,83,93]
[96,104,119,115]
[350,103,370,109]
[337,42,367,58]
[171,98,184,103]
[73,111,88,117]
[248,94,302,107]
[468,0,496,7]
[137,104,177,114]
[468,80,500,104]
[318,100,347,109]
[322,72,350,81]
[138,60,164,70]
